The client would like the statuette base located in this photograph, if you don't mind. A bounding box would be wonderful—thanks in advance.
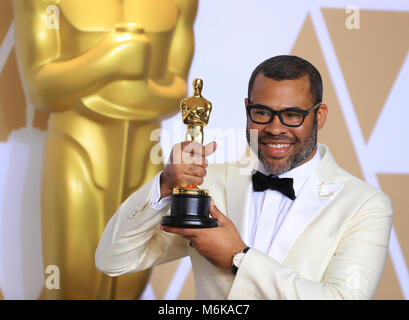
[161,190,218,228]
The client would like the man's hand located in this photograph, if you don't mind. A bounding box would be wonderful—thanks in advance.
[160,141,217,199]
[160,201,248,270]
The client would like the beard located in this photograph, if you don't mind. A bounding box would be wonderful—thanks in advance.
[246,118,317,176]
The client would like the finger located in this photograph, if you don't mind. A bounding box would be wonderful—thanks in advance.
[182,154,208,166]
[170,143,184,165]
[160,225,197,237]
[174,176,203,188]
[180,142,215,166]
[181,141,217,157]
[173,168,204,187]
[181,141,202,155]
[183,165,206,178]
[209,200,225,225]
[183,176,204,186]
[172,142,207,164]
[203,141,217,157]
[192,155,209,166]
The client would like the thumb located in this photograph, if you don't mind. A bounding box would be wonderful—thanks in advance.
[209,200,225,225]
[204,141,217,157]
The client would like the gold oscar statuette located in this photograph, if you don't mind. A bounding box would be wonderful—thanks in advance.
[161,79,218,228]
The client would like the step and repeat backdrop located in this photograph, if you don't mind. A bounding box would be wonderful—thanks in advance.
[0,0,408,299]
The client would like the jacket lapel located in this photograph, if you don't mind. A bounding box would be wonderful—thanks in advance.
[267,144,344,264]
[225,164,252,243]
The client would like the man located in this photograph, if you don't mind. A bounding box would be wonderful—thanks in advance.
[95,55,393,299]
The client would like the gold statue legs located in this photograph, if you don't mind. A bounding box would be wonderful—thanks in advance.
[40,127,108,298]
[39,110,163,299]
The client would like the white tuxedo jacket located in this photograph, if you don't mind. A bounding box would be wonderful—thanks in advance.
[95,144,393,299]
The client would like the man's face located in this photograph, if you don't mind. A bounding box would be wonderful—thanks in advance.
[246,74,327,175]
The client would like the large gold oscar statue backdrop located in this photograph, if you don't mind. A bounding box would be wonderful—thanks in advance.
[12,0,198,299]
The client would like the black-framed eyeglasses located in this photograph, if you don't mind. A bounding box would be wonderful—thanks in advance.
[246,101,322,127]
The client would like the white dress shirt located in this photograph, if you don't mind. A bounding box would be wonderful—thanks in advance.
[150,149,321,256]
[249,150,321,253]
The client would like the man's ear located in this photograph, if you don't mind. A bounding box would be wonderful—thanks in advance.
[244,98,248,107]
[316,104,328,130]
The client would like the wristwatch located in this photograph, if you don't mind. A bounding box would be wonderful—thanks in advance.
[231,247,250,275]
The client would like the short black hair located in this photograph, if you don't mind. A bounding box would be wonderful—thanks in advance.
[248,55,323,105]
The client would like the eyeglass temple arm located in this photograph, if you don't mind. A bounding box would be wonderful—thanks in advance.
[307,102,322,114]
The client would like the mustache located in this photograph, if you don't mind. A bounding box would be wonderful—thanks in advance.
[258,134,297,144]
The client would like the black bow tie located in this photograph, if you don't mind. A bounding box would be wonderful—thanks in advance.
[252,171,296,200]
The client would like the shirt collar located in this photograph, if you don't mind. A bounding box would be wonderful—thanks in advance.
[257,148,322,196]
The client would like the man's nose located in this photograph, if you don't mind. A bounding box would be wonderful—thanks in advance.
[265,113,288,135]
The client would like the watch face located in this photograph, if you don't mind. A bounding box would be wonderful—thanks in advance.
[233,252,245,267]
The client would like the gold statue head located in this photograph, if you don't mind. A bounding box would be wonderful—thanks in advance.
[193,78,203,96]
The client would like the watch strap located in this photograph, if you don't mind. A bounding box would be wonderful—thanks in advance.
[231,247,250,275]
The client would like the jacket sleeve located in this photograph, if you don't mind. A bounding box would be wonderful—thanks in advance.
[95,173,189,277]
[227,192,394,299]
